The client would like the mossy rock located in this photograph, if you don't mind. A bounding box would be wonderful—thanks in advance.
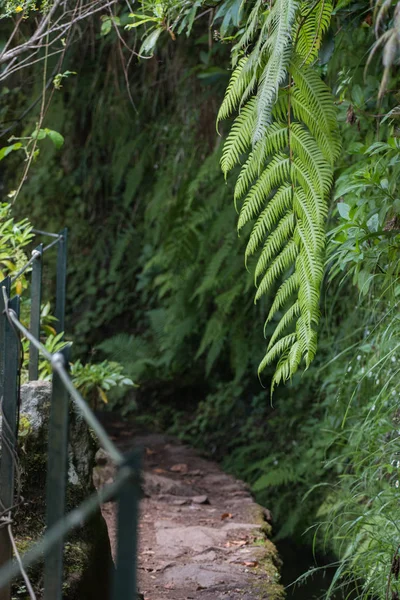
[4,381,114,600]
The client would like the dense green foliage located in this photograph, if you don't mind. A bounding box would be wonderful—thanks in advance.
[1,1,400,599]
[0,204,134,403]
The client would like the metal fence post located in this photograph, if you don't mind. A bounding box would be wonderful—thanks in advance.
[55,228,67,336]
[43,346,70,600]
[0,277,11,412]
[29,244,43,381]
[112,450,141,600]
[0,289,20,600]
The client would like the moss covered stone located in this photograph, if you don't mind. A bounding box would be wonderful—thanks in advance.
[2,381,114,600]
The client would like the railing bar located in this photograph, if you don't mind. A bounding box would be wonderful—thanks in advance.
[1,288,123,465]
[112,451,141,600]
[43,237,61,253]
[0,277,13,600]
[0,467,134,591]
[43,346,70,600]
[0,278,10,420]
[0,288,19,600]
[29,244,43,381]
[55,228,67,335]
[1,289,52,361]
[32,229,60,238]
[10,250,41,284]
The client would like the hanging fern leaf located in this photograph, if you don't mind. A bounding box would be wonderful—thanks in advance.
[252,0,299,143]
[221,99,256,175]
[218,0,340,390]
[217,56,254,123]
[295,0,333,64]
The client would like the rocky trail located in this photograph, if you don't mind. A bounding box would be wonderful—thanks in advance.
[94,417,284,600]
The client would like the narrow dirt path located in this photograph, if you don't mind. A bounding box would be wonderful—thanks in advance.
[94,418,284,600]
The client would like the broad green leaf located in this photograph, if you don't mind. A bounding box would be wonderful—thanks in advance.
[0,143,22,161]
[44,129,64,149]
[337,202,351,220]
[101,17,112,36]
[140,29,162,56]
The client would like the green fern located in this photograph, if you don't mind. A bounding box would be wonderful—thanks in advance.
[295,0,333,64]
[219,0,340,390]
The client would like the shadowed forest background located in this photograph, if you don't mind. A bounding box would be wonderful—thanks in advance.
[1,1,400,598]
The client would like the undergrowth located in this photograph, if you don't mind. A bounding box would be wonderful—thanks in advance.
[1,3,400,599]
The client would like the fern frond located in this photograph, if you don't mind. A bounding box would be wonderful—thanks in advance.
[272,351,293,388]
[245,184,293,260]
[232,0,264,60]
[217,57,254,123]
[218,4,339,387]
[253,49,291,142]
[221,99,257,176]
[194,234,234,300]
[291,89,339,165]
[288,339,302,373]
[234,123,289,203]
[293,188,325,252]
[253,0,299,143]
[296,315,317,366]
[237,153,291,229]
[268,300,300,348]
[291,56,337,136]
[295,0,333,64]
[266,272,299,324]
[258,332,297,373]
[254,212,296,281]
[215,283,243,315]
[255,240,298,300]
[290,122,333,197]
[252,461,298,490]
[291,157,327,223]
[296,232,323,317]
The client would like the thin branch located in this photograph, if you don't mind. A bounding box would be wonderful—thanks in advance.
[0,14,23,61]
[0,0,63,64]
[0,0,117,80]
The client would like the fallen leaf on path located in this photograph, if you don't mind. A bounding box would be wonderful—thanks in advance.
[152,468,167,474]
[170,463,188,473]
[242,560,259,568]
[196,585,206,590]
[146,447,156,455]
[221,512,234,520]
[191,495,209,504]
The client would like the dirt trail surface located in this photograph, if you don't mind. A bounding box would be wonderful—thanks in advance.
[93,418,283,600]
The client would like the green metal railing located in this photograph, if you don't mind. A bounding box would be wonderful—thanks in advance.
[0,228,141,600]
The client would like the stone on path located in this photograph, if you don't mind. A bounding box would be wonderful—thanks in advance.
[94,429,284,600]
